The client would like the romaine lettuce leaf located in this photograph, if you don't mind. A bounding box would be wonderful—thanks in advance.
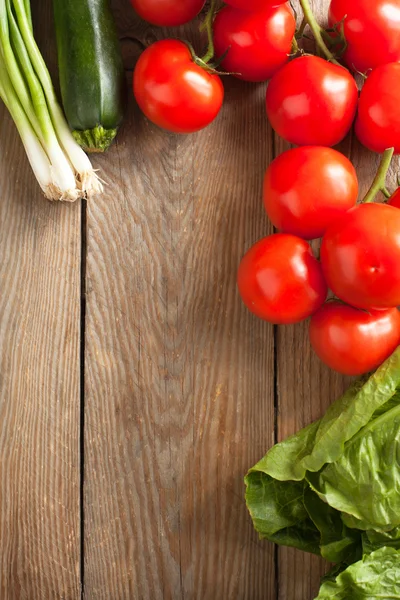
[308,401,400,531]
[314,547,400,599]
[245,346,400,562]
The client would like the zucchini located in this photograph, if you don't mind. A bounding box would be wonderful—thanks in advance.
[53,0,125,153]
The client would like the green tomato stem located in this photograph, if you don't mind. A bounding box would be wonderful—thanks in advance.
[296,16,308,39]
[200,0,217,64]
[362,148,394,204]
[298,0,341,66]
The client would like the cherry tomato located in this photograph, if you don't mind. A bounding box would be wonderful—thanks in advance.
[133,40,224,134]
[264,147,358,240]
[213,4,295,82]
[266,56,358,147]
[321,203,400,309]
[225,0,287,9]
[356,63,400,154]
[237,234,327,324]
[328,0,400,73]
[310,302,400,376]
[389,188,400,209]
[130,0,205,26]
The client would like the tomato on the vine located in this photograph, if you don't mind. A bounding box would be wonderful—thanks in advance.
[310,302,400,376]
[133,40,224,134]
[130,0,205,26]
[266,56,358,147]
[321,203,400,309]
[224,0,287,9]
[213,4,295,82]
[237,234,327,324]
[264,147,358,240]
[328,0,400,73]
[356,63,400,154]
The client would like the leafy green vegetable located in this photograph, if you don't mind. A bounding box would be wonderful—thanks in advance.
[245,346,400,566]
[308,398,400,532]
[363,528,400,555]
[314,547,400,599]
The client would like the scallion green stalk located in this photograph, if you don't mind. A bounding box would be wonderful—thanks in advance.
[3,0,79,200]
[0,52,53,198]
[0,0,42,140]
[11,0,103,198]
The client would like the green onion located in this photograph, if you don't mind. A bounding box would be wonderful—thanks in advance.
[0,52,53,197]
[0,0,102,201]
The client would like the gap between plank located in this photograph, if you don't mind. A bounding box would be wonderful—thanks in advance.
[273,324,279,600]
[271,130,280,600]
[80,198,87,598]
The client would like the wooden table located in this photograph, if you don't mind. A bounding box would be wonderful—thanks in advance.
[0,1,397,598]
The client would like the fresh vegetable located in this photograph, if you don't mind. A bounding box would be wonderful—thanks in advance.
[329,0,400,73]
[316,547,400,599]
[224,0,288,9]
[213,4,295,83]
[356,62,400,154]
[53,0,125,153]
[0,0,101,200]
[263,147,358,240]
[130,0,205,26]
[246,345,400,561]
[321,203,400,309]
[133,39,223,134]
[309,302,400,376]
[237,234,327,325]
[265,56,358,147]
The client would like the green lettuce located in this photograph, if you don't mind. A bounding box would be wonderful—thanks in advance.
[315,547,400,599]
[245,346,400,571]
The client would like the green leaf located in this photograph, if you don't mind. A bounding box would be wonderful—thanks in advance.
[303,486,361,563]
[302,348,400,474]
[363,528,400,555]
[256,348,400,485]
[314,547,400,599]
[308,401,400,531]
[245,347,400,563]
[244,471,321,554]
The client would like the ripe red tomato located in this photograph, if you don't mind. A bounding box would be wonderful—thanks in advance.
[213,4,295,82]
[356,63,400,154]
[389,188,400,209]
[130,0,205,26]
[264,147,358,240]
[225,0,287,9]
[266,56,358,147]
[133,40,224,134]
[310,302,400,376]
[321,203,400,309]
[237,234,327,324]
[328,0,400,73]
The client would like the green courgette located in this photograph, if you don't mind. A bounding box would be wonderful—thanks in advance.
[53,0,125,153]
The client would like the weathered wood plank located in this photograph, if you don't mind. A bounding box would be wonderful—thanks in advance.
[0,3,81,598]
[83,5,275,598]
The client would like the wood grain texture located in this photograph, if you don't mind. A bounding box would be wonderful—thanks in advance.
[0,2,81,598]
[83,4,275,599]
